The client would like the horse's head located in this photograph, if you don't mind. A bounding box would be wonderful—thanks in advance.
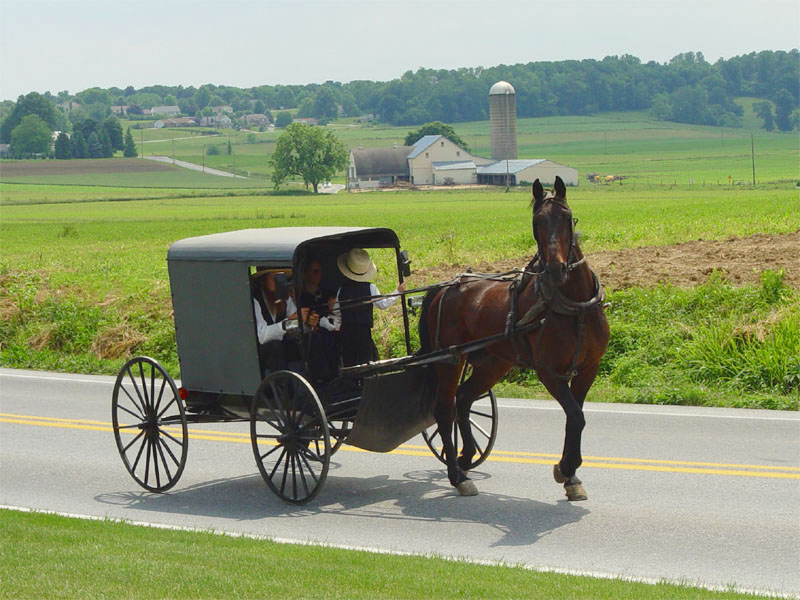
[531,176,576,287]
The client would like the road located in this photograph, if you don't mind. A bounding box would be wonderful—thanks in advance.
[1,368,798,596]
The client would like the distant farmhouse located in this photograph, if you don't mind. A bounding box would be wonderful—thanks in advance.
[150,105,181,117]
[347,81,578,189]
[348,135,577,189]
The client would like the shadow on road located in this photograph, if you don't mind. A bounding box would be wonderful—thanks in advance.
[96,465,588,548]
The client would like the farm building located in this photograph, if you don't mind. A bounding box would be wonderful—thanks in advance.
[348,135,576,189]
[477,159,578,186]
[151,105,181,117]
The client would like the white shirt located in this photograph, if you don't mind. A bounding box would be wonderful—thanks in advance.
[253,295,297,344]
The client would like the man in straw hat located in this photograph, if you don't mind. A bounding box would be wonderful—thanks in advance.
[334,248,406,367]
[251,267,318,374]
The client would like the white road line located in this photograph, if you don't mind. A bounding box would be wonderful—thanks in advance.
[2,372,797,422]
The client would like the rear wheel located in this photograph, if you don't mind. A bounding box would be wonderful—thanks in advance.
[251,371,330,504]
[112,356,188,492]
[422,365,498,470]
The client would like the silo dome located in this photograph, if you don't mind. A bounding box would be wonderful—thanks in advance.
[489,81,517,160]
[489,80,516,96]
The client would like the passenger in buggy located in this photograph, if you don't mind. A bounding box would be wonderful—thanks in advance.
[298,258,340,383]
[333,248,406,367]
[251,267,317,376]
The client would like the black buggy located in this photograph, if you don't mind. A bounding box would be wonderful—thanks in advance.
[112,227,498,504]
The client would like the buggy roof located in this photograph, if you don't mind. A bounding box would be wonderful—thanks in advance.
[167,227,400,264]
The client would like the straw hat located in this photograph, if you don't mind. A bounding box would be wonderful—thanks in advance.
[337,248,377,282]
[250,266,292,281]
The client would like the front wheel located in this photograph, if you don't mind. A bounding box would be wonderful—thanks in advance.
[112,356,188,492]
[251,371,331,504]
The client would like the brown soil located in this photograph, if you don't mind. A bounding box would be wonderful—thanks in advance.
[416,231,800,290]
[0,158,175,177]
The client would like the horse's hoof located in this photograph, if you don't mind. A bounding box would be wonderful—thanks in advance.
[456,480,479,496]
[553,464,568,484]
[565,482,588,501]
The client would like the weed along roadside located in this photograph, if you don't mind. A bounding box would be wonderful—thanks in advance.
[1,178,797,410]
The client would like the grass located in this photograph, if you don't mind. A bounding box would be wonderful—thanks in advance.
[1,184,797,408]
[0,509,762,599]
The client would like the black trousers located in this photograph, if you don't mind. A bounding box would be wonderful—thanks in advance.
[258,336,302,375]
[340,325,378,368]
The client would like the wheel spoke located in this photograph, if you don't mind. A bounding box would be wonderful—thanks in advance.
[468,418,492,440]
[156,396,177,420]
[473,436,485,457]
[154,437,173,482]
[143,437,152,487]
[118,385,146,418]
[116,404,145,422]
[156,428,182,466]
[296,453,312,496]
[290,452,298,500]
[152,438,162,489]
[269,448,287,480]
[298,450,319,484]
[123,429,146,454]
[127,369,148,414]
[259,444,282,462]
[279,450,290,495]
[138,361,150,407]
[157,427,185,448]
[130,432,148,472]
[470,409,493,419]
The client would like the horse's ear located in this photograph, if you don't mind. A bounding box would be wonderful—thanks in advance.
[532,179,544,210]
[554,176,566,200]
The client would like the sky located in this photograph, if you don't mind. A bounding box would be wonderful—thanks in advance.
[1,0,798,101]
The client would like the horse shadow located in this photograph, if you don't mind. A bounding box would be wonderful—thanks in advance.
[97,462,588,548]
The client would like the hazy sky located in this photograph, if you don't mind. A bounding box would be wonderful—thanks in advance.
[1,0,798,101]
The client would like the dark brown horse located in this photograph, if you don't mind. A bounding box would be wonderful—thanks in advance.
[419,176,609,500]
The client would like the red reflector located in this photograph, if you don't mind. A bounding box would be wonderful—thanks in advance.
[178,387,188,400]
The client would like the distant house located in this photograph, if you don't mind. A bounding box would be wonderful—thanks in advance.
[110,106,130,115]
[199,114,232,128]
[154,117,198,128]
[240,113,270,127]
[292,117,318,125]
[0,143,10,158]
[150,105,181,117]
[59,101,81,112]
[211,105,233,114]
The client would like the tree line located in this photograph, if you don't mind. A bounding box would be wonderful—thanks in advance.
[1,49,797,153]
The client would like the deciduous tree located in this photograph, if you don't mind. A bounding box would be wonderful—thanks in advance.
[54,132,72,159]
[10,114,53,155]
[271,123,348,193]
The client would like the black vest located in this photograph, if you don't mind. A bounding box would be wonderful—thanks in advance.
[339,281,373,328]
[253,288,286,328]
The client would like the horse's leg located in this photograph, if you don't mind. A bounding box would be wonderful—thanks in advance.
[455,355,510,471]
[538,373,588,501]
[433,359,477,496]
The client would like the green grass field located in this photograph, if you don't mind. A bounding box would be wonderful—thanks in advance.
[0,509,762,599]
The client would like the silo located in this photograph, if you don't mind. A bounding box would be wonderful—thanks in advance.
[489,80,517,160]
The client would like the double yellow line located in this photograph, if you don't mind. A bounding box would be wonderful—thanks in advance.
[3,412,799,480]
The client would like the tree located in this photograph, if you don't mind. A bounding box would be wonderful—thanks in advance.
[271,123,348,193]
[1,92,60,143]
[404,121,470,151]
[313,86,339,120]
[102,116,124,151]
[54,132,72,159]
[753,101,775,131]
[275,111,292,128]
[87,131,103,158]
[123,127,138,157]
[774,89,797,132]
[10,114,53,155]
[253,99,266,114]
[71,130,88,158]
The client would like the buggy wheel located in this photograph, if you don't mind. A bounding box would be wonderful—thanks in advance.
[251,371,330,504]
[112,356,188,492]
[422,365,498,470]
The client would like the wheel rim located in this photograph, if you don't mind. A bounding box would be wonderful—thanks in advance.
[251,371,330,504]
[112,356,187,492]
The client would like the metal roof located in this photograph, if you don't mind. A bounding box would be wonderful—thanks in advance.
[476,159,546,175]
[167,227,400,263]
[407,135,442,159]
[432,161,476,171]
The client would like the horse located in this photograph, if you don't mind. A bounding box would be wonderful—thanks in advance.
[418,176,610,500]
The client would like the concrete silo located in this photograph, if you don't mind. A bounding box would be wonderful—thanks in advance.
[489,80,517,160]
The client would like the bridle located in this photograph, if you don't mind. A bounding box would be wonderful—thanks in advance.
[531,196,586,281]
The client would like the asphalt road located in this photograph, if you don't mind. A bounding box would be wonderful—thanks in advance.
[1,368,798,596]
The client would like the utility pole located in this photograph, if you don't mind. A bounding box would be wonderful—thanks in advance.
[172,138,174,163]
[140,129,143,158]
[202,145,205,173]
[751,134,756,186]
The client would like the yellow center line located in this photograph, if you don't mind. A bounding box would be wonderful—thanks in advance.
[2,412,798,479]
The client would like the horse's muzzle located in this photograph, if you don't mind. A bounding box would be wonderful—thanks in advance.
[546,260,568,287]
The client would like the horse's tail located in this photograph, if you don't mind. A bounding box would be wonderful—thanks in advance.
[417,288,440,354]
